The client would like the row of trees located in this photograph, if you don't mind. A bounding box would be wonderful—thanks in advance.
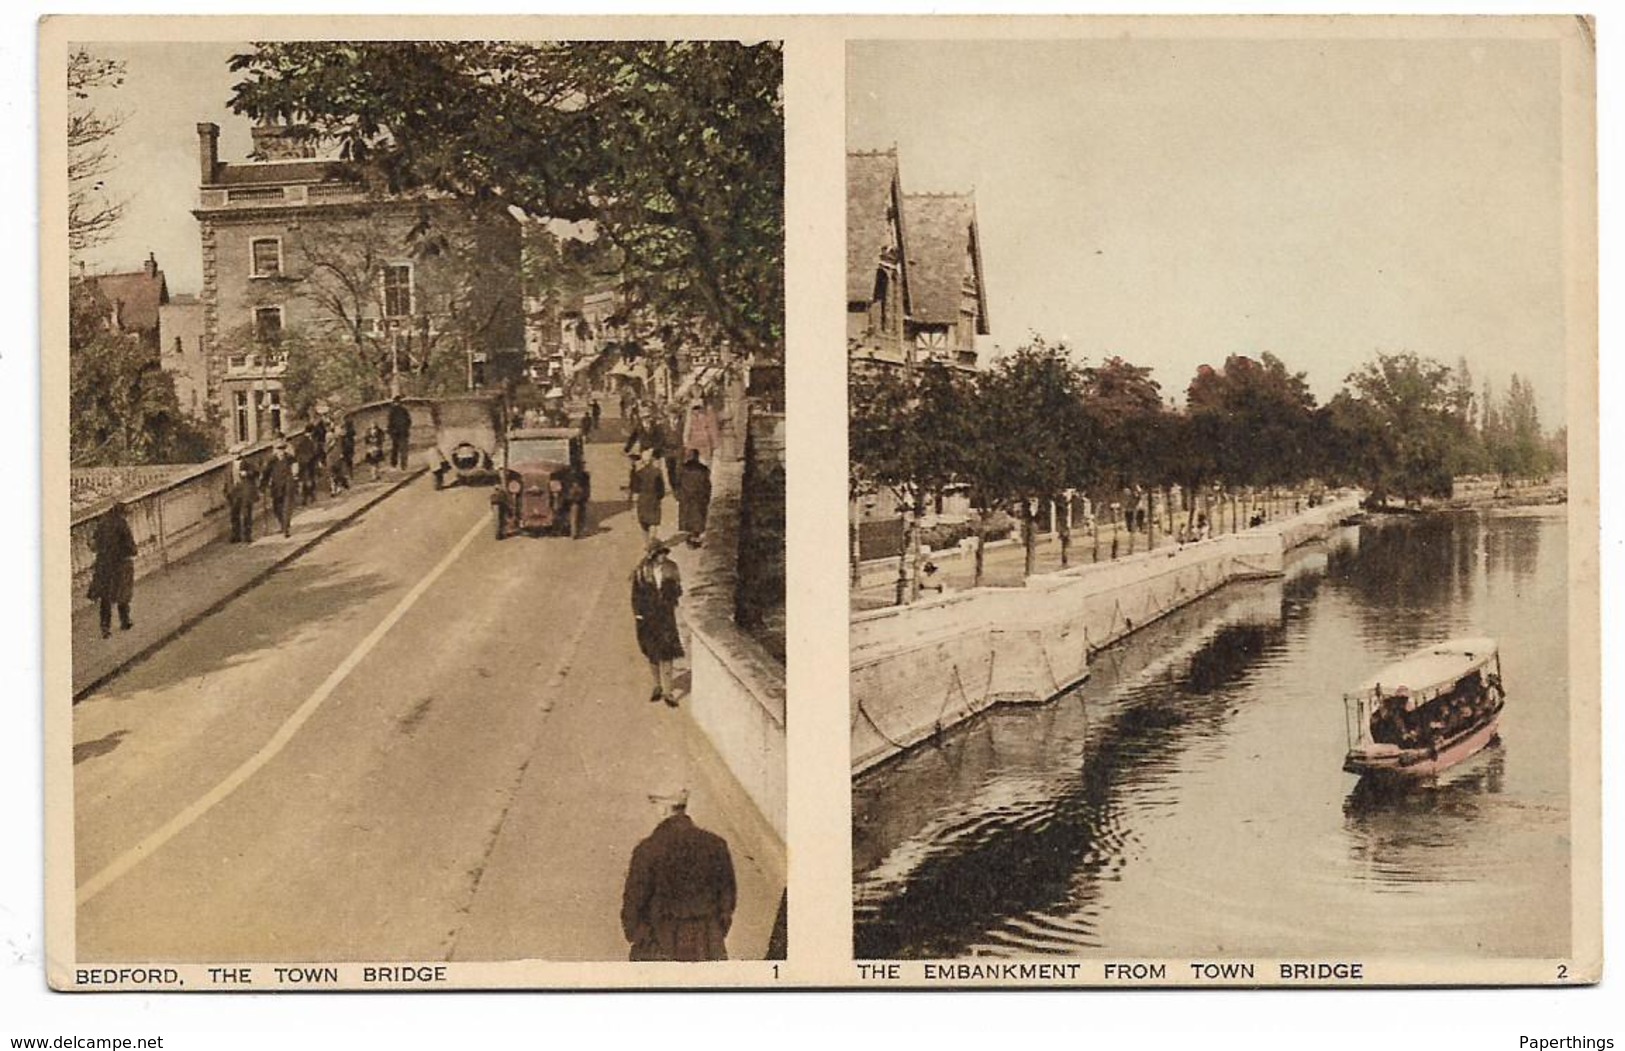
[850,342,1563,597]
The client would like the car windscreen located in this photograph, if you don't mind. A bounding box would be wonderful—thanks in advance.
[507,438,571,465]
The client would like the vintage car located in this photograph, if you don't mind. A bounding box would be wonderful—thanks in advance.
[491,426,591,539]
[430,394,503,490]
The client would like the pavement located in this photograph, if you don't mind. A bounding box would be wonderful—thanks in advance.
[72,468,425,700]
[72,434,784,964]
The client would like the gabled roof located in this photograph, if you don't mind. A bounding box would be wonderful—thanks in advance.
[846,149,907,304]
[86,267,169,335]
[901,192,989,333]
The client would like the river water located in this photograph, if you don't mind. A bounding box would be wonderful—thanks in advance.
[853,508,1571,960]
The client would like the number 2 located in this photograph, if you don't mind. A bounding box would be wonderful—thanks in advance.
[1557,964,1568,980]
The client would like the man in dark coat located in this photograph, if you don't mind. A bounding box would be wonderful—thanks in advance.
[261,441,298,538]
[676,448,711,547]
[631,533,683,705]
[387,395,413,470]
[87,500,137,638]
[632,449,666,540]
[292,430,319,505]
[621,788,736,962]
[224,453,258,543]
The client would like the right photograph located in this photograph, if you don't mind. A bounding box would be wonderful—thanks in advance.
[847,31,1582,964]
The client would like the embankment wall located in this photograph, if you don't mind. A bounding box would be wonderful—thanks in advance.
[850,496,1361,773]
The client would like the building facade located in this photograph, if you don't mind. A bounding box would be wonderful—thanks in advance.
[847,148,989,371]
[193,121,525,444]
[157,293,206,420]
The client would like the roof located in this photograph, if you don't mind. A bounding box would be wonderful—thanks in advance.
[901,192,989,332]
[509,427,581,440]
[1354,637,1498,698]
[85,268,169,334]
[847,150,906,304]
[211,159,344,187]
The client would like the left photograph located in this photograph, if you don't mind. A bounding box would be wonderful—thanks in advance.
[53,35,786,974]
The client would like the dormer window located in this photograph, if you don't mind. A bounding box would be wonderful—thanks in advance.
[250,237,283,278]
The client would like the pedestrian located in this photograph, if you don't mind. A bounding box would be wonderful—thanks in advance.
[662,410,683,492]
[632,449,666,540]
[262,440,298,537]
[363,423,385,482]
[590,398,602,433]
[683,397,719,464]
[676,448,711,547]
[340,418,357,486]
[387,395,412,470]
[620,786,736,962]
[87,500,137,639]
[327,430,351,495]
[292,429,319,505]
[631,533,683,705]
[224,452,258,543]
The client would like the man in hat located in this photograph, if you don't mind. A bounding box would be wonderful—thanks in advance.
[224,448,259,543]
[261,440,298,538]
[87,500,137,638]
[386,395,413,471]
[620,786,736,962]
[631,533,684,705]
[632,448,666,541]
[676,448,711,547]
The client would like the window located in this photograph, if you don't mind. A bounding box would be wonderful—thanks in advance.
[382,264,413,318]
[265,389,284,436]
[233,391,251,443]
[250,237,282,278]
[254,306,283,343]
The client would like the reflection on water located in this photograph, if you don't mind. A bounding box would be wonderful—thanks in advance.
[854,511,1570,959]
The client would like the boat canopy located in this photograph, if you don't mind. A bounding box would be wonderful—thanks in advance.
[1346,637,1498,707]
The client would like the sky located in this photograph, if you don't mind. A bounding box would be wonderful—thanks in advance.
[73,41,257,292]
[849,35,1572,426]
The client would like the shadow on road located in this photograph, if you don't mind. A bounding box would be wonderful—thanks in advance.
[87,562,399,704]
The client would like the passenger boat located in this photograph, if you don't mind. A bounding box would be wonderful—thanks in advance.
[1342,637,1505,778]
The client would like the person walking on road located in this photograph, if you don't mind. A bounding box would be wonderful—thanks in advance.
[225,452,258,543]
[262,441,298,538]
[363,422,386,481]
[631,534,683,705]
[387,395,412,471]
[676,448,711,548]
[292,429,320,506]
[87,500,137,639]
[632,448,666,540]
[620,787,737,962]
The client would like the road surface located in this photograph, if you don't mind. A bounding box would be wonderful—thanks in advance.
[73,438,783,963]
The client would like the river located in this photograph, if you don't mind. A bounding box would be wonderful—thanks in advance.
[852,508,1571,960]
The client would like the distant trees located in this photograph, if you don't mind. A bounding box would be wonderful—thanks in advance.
[850,340,1563,599]
[68,48,126,254]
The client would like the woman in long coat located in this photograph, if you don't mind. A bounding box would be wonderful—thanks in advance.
[87,500,137,638]
[631,537,683,706]
[676,449,711,545]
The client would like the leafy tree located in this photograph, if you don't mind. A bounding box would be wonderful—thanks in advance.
[70,281,216,465]
[227,40,784,359]
[1330,352,1462,506]
[68,48,126,254]
[849,361,970,602]
[1185,352,1318,489]
[288,200,524,397]
[974,339,1093,576]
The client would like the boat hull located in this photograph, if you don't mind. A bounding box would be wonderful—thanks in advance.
[1344,711,1501,779]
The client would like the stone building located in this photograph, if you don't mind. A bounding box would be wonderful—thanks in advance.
[78,252,169,351]
[193,121,525,444]
[846,148,989,371]
[157,293,206,420]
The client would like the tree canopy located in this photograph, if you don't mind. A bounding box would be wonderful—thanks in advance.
[227,40,784,358]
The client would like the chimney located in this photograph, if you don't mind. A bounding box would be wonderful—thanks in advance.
[197,122,219,185]
[144,252,158,279]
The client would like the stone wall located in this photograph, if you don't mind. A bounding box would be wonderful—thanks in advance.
[850,495,1361,773]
